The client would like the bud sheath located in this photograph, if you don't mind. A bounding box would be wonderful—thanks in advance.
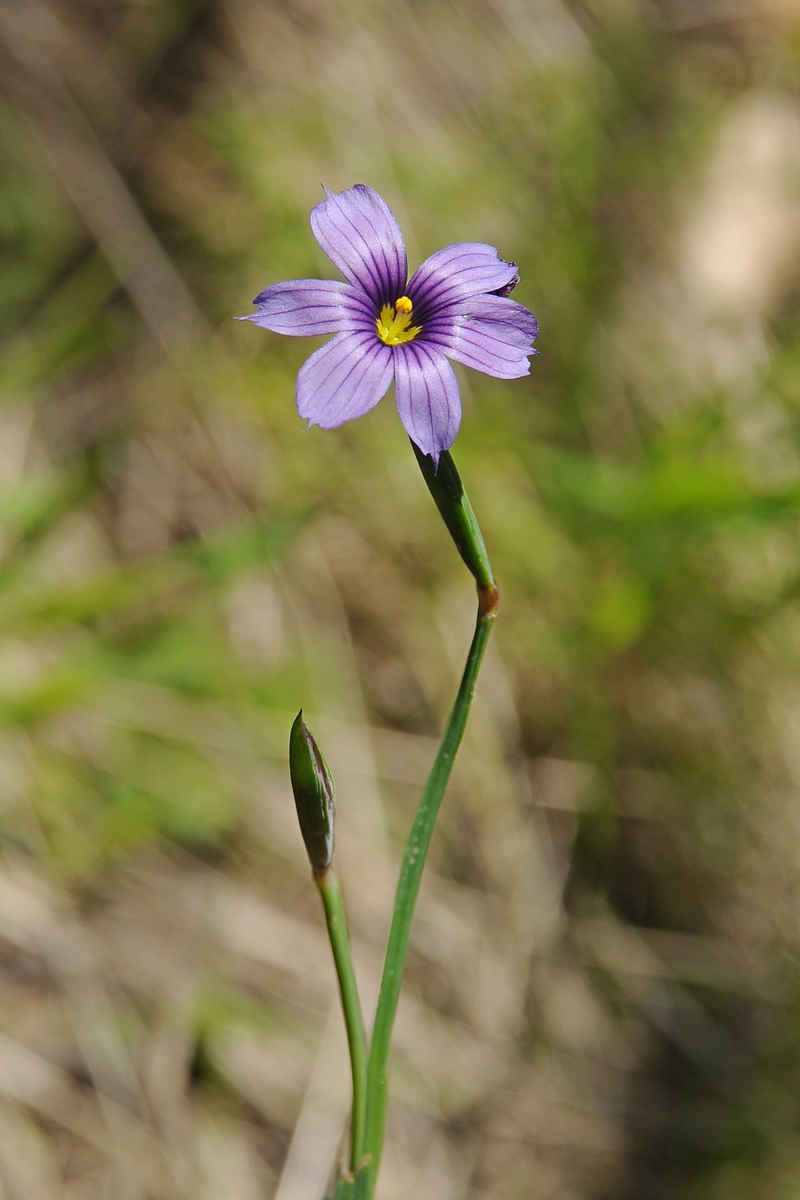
[410,442,497,599]
[289,711,335,872]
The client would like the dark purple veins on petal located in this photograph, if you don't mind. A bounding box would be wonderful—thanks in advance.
[407,243,519,322]
[241,279,375,336]
[393,341,462,463]
[310,185,407,309]
[239,184,539,455]
[423,294,538,380]
[297,330,394,428]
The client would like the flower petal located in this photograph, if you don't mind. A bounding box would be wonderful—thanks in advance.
[407,244,518,321]
[240,279,374,336]
[310,185,407,309]
[424,295,538,379]
[393,342,461,463]
[468,295,539,344]
[297,331,394,428]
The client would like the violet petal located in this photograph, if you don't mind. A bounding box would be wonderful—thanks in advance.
[393,342,461,463]
[310,185,407,309]
[240,279,374,336]
[467,295,539,343]
[424,295,538,379]
[297,331,394,428]
[407,244,519,321]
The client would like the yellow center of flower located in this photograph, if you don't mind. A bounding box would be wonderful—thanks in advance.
[376,296,421,345]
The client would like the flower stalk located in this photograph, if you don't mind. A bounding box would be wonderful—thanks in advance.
[290,451,499,1200]
[355,602,497,1199]
[315,867,369,1176]
[345,446,498,1200]
[289,713,368,1176]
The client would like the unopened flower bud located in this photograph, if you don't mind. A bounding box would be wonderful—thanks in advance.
[289,711,335,872]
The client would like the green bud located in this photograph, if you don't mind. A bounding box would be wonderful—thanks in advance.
[289,710,335,872]
[410,442,496,597]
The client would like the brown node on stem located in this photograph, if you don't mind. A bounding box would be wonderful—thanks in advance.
[478,581,500,618]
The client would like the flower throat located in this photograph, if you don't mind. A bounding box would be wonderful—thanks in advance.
[376,296,421,346]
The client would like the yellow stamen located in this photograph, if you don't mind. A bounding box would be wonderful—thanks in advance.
[376,297,421,346]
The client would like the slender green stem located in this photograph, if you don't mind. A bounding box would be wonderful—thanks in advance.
[315,868,369,1174]
[356,592,499,1198]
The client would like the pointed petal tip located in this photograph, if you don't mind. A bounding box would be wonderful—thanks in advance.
[394,344,460,463]
[411,438,443,469]
[246,279,373,336]
[310,185,407,306]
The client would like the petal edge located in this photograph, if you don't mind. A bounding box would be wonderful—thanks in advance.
[310,185,407,308]
[393,342,462,463]
[297,331,394,428]
[242,279,373,336]
[408,243,519,321]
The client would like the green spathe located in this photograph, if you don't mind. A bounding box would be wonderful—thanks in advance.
[289,710,335,871]
[410,442,497,599]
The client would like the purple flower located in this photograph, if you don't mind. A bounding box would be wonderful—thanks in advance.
[240,185,538,463]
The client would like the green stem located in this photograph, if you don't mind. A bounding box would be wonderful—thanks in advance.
[315,868,369,1175]
[357,589,499,1198]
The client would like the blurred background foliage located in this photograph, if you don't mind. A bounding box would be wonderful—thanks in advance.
[1,0,800,1197]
